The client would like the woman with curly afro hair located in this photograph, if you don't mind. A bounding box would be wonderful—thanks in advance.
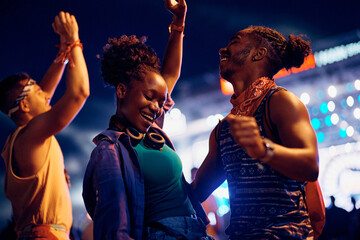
[83,1,214,239]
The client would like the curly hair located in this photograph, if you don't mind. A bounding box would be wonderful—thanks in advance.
[0,73,30,114]
[100,35,161,87]
[247,26,311,76]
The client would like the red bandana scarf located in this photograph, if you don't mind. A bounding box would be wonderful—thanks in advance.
[230,77,276,116]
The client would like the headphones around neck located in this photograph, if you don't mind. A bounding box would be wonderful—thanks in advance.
[125,127,165,151]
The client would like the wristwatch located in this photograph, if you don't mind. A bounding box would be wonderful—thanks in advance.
[259,138,274,162]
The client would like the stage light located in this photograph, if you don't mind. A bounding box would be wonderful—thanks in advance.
[300,92,310,104]
[317,132,325,143]
[163,109,187,136]
[355,79,360,90]
[320,102,329,114]
[354,108,360,119]
[169,108,182,119]
[328,85,337,98]
[346,126,354,137]
[325,115,332,126]
[331,113,339,125]
[320,119,325,128]
[274,54,315,78]
[220,78,234,95]
[311,106,319,116]
[213,185,229,199]
[212,181,230,217]
[207,212,217,225]
[339,128,347,138]
[341,99,348,109]
[346,96,354,107]
[328,101,335,112]
[215,114,224,121]
[340,120,348,128]
[314,41,360,67]
[206,114,224,127]
[316,90,325,100]
[311,118,321,130]
[218,205,230,217]
[346,82,354,92]
[206,115,221,127]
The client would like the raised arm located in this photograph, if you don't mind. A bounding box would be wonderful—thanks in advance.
[191,127,226,202]
[227,90,319,181]
[38,62,66,99]
[38,37,68,99]
[161,0,187,94]
[39,18,83,98]
[27,11,89,140]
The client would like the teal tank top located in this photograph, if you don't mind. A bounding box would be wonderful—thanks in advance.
[134,137,195,224]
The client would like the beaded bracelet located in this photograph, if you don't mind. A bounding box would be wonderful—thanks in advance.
[54,39,83,68]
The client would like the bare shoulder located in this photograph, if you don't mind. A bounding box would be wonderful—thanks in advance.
[269,88,316,149]
[271,89,303,107]
[18,115,50,145]
[269,89,309,123]
[16,121,49,143]
[13,124,52,177]
[20,108,60,145]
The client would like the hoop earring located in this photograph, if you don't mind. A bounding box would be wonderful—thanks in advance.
[125,127,143,146]
[144,132,165,151]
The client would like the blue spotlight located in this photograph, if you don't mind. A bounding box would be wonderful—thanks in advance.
[320,102,328,114]
[325,115,332,126]
[339,128,347,138]
[311,106,319,116]
[311,118,321,130]
[317,132,325,143]
[316,90,325,100]
[341,99,347,109]
[346,83,353,92]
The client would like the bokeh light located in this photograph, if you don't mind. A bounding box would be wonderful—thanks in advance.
[327,101,336,112]
[300,92,310,104]
[328,85,337,98]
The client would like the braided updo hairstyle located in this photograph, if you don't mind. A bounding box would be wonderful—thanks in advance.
[248,26,311,76]
[100,35,160,87]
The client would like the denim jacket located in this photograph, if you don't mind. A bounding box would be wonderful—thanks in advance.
[82,125,208,240]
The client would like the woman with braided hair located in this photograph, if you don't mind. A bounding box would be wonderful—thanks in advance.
[192,26,320,239]
[82,1,213,239]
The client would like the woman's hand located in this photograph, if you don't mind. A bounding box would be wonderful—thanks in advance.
[165,0,187,26]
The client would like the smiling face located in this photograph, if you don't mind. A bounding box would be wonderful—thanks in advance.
[116,71,168,133]
[219,30,254,81]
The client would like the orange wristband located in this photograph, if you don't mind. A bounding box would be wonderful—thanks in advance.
[168,22,185,34]
[54,39,83,68]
